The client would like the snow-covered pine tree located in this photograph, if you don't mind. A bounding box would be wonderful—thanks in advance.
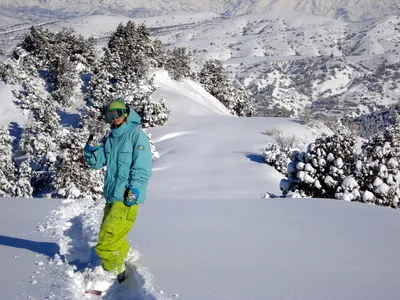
[199,59,256,117]
[17,81,62,194]
[14,26,96,73]
[136,96,170,128]
[12,26,95,108]
[52,127,104,200]
[0,61,6,82]
[86,21,170,133]
[199,59,234,111]
[49,53,80,107]
[5,48,39,84]
[107,22,165,69]
[53,28,96,71]
[281,132,357,198]
[17,81,61,138]
[14,158,33,198]
[0,126,16,197]
[334,176,360,202]
[353,117,400,208]
[46,30,95,108]
[144,130,160,161]
[12,26,55,70]
[262,142,294,175]
[233,82,257,117]
[165,47,193,81]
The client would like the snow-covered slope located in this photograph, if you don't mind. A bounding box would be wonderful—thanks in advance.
[0,82,28,127]
[0,0,398,20]
[147,70,317,199]
[0,198,62,300]
[1,68,400,300]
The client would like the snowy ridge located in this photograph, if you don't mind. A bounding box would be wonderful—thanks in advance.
[0,0,398,21]
[38,198,167,299]
[152,69,231,120]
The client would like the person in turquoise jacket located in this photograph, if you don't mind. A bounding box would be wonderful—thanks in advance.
[83,99,152,283]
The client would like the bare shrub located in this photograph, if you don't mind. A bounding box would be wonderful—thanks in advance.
[297,106,314,125]
[262,128,300,149]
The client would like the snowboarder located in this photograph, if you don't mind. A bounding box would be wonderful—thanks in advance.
[83,99,152,284]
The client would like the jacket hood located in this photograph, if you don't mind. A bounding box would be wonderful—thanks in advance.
[126,106,141,125]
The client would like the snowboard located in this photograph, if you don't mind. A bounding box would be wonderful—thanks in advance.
[84,263,139,297]
[85,289,103,296]
[84,272,126,296]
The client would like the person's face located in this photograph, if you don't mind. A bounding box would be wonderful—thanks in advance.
[106,109,126,125]
[111,114,126,126]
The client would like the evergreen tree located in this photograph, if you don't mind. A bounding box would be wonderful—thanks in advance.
[53,28,96,70]
[17,80,62,194]
[199,59,256,117]
[86,21,170,133]
[6,49,38,84]
[12,26,55,69]
[46,30,95,108]
[233,83,257,117]
[0,126,16,197]
[0,61,6,82]
[49,54,80,107]
[281,132,357,198]
[14,159,33,198]
[12,26,96,108]
[13,26,96,73]
[262,142,294,175]
[107,22,164,69]
[354,118,400,208]
[52,128,104,200]
[165,47,193,81]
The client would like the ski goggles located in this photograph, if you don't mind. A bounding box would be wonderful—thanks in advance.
[105,109,125,122]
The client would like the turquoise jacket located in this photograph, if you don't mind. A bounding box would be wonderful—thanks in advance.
[84,107,152,204]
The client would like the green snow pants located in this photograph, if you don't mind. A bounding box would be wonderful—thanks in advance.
[95,201,138,275]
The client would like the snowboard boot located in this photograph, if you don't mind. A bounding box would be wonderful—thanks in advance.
[117,270,126,284]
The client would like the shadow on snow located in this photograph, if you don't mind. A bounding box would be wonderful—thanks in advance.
[0,234,61,259]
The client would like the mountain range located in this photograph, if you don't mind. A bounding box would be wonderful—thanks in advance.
[0,0,399,21]
[150,11,400,118]
[1,9,399,119]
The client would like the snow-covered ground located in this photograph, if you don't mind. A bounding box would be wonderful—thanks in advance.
[0,82,28,127]
[0,198,62,300]
[1,69,400,300]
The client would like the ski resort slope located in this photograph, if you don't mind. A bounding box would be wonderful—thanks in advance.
[1,70,400,300]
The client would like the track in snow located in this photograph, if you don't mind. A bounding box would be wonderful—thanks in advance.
[38,198,166,300]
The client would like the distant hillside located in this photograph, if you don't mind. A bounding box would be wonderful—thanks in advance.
[0,0,399,21]
[1,11,399,119]
[149,11,400,118]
